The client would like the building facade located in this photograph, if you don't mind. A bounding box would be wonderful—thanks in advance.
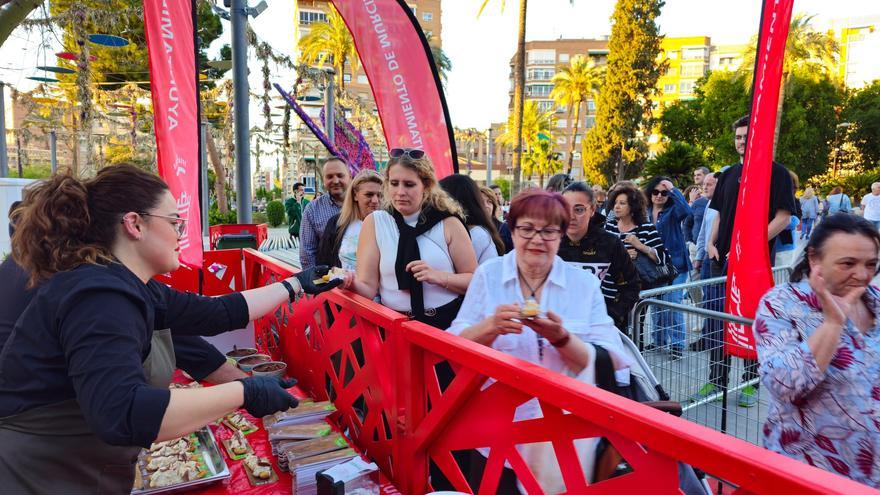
[832,15,880,89]
[506,38,610,180]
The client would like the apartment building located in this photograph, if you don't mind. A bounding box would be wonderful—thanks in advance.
[655,36,712,106]
[505,38,610,180]
[831,15,880,89]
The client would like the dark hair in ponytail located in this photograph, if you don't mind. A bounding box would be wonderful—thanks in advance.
[12,164,169,287]
[790,212,880,282]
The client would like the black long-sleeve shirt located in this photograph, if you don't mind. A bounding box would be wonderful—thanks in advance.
[558,214,641,330]
[0,261,249,447]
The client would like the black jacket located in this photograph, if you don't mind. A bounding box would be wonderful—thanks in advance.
[316,213,343,268]
[557,213,640,331]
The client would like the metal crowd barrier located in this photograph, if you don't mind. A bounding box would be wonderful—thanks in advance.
[630,265,793,447]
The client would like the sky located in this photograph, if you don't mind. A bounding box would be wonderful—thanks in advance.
[0,0,877,134]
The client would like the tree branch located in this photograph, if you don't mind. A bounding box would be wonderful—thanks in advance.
[0,0,43,48]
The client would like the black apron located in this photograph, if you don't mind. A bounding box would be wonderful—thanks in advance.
[0,329,177,494]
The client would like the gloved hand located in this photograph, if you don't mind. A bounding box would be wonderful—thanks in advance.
[238,375,299,417]
[295,265,343,295]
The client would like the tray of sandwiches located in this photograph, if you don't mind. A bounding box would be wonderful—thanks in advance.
[131,426,230,494]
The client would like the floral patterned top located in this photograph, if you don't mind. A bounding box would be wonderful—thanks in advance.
[755,281,880,487]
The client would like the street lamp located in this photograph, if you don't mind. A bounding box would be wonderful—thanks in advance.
[831,122,852,177]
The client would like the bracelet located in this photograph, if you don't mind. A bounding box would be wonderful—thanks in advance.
[279,279,299,303]
[550,331,571,348]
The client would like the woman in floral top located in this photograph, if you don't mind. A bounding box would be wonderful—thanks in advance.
[755,213,880,487]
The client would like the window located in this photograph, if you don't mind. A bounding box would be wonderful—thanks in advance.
[681,64,706,77]
[527,68,555,81]
[664,83,677,93]
[557,119,567,128]
[587,100,596,112]
[665,67,677,76]
[528,49,556,65]
[557,136,567,144]
[679,80,696,94]
[575,133,583,144]
[682,48,707,60]
[422,11,433,21]
[559,53,570,62]
[666,50,679,59]
[299,10,327,25]
[526,84,553,97]
[584,116,596,128]
[357,75,369,85]
[343,73,352,83]
[537,100,555,113]
[573,151,582,160]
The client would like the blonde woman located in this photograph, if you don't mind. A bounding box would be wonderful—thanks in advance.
[316,170,384,284]
[800,187,819,239]
[353,148,478,330]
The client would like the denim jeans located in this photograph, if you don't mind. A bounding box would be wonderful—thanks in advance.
[801,217,815,238]
[651,272,688,350]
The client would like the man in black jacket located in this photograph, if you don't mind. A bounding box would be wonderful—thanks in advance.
[558,182,640,333]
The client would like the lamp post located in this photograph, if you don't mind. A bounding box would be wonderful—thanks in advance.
[831,122,852,178]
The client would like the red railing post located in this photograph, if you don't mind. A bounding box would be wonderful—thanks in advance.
[397,319,429,495]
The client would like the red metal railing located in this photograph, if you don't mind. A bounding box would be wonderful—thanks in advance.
[208,223,268,250]
[190,249,878,495]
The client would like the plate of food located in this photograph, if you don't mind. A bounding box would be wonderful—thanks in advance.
[221,429,253,460]
[132,427,230,494]
[242,454,279,486]
[222,411,258,435]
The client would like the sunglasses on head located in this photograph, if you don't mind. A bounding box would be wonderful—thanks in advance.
[651,189,669,197]
[389,148,425,160]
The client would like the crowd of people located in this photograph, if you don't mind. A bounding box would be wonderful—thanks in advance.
[2,111,880,491]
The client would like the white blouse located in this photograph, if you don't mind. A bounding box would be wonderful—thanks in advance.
[337,220,363,271]
[469,225,499,265]
[372,210,459,312]
[448,251,630,420]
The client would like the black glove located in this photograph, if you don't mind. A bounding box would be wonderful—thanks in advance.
[238,375,299,417]
[295,265,343,295]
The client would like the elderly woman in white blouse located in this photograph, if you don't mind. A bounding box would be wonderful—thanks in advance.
[448,188,630,492]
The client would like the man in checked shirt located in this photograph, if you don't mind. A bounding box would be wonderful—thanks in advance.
[299,156,351,270]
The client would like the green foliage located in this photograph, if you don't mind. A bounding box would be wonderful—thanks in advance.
[252,212,269,225]
[691,70,750,167]
[644,141,707,186]
[297,4,358,89]
[551,55,604,173]
[742,14,839,84]
[582,0,665,183]
[496,100,555,151]
[658,100,702,144]
[255,187,272,202]
[522,139,563,187]
[20,163,53,179]
[843,81,880,168]
[208,205,237,226]
[266,200,285,227]
[776,71,842,179]
[271,187,284,200]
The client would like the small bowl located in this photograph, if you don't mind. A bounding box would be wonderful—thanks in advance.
[237,353,272,372]
[225,347,258,362]
[252,361,287,378]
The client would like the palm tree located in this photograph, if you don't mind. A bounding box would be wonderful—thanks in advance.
[551,55,604,174]
[479,0,529,194]
[497,100,555,158]
[523,138,562,187]
[298,4,360,90]
[742,13,839,151]
[425,33,452,87]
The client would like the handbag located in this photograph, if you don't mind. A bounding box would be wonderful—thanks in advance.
[633,250,678,289]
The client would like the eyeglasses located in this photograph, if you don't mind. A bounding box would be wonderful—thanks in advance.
[140,212,187,238]
[651,189,669,197]
[571,205,590,216]
[389,148,425,160]
[514,225,563,241]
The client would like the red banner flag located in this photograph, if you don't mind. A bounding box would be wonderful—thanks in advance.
[143,0,203,267]
[330,0,458,178]
[724,0,795,359]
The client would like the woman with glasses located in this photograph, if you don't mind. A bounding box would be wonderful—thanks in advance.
[316,169,384,286]
[0,165,339,494]
[558,182,640,333]
[352,148,478,330]
[604,183,674,353]
[643,176,693,358]
[439,174,504,264]
[448,188,629,491]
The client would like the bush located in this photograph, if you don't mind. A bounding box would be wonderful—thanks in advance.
[253,211,269,225]
[266,200,285,227]
[208,206,237,226]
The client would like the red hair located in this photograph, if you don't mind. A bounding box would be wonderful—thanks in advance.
[507,188,570,232]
